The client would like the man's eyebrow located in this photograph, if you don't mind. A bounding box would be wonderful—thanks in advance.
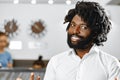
[80,24,87,25]
[71,21,75,24]
[71,21,87,25]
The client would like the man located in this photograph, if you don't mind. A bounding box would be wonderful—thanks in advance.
[29,1,120,80]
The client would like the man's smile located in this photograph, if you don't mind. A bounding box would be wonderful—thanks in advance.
[71,35,80,42]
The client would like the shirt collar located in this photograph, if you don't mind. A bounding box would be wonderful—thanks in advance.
[88,45,99,55]
[68,45,99,56]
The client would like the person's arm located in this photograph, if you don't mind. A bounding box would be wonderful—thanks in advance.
[30,73,40,80]
[7,52,13,68]
[108,58,120,80]
[7,62,13,68]
[115,78,119,80]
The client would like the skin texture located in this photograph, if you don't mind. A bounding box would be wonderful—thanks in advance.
[67,15,92,58]
[30,73,40,80]
[33,65,42,69]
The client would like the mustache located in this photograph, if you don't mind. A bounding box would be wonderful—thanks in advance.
[69,34,84,40]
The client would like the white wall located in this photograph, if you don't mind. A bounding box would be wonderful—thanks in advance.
[0,4,73,60]
[0,4,120,60]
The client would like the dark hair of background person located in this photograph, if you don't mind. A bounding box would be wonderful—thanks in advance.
[33,55,45,68]
[64,1,111,46]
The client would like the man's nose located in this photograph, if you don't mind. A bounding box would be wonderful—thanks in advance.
[73,26,80,34]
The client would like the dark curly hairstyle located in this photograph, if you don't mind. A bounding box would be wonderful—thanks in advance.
[64,1,111,46]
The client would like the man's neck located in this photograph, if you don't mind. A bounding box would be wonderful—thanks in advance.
[74,46,92,59]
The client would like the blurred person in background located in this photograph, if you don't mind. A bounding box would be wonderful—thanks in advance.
[32,55,45,69]
[0,32,13,68]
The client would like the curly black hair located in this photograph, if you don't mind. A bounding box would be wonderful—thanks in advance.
[64,1,111,46]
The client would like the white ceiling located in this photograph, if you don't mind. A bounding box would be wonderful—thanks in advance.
[1,0,76,4]
[0,0,119,5]
[107,0,120,5]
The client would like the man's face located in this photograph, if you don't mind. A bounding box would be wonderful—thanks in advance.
[67,15,93,49]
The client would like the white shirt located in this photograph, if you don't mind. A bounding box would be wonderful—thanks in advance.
[44,46,120,80]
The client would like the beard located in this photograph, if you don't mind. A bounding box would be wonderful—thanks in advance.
[67,33,94,49]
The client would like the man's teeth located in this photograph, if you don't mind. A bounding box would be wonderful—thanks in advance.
[71,35,80,41]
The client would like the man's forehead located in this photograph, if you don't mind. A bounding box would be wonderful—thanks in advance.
[71,15,87,25]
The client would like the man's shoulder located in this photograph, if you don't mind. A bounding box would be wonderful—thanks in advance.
[99,49,119,63]
[51,49,72,60]
[47,49,72,67]
[49,49,72,64]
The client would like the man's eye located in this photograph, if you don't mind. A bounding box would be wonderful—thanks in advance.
[81,25,88,30]
[70,23,75,27]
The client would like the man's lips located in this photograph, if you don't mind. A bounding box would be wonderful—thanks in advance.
[71,35,80,42]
